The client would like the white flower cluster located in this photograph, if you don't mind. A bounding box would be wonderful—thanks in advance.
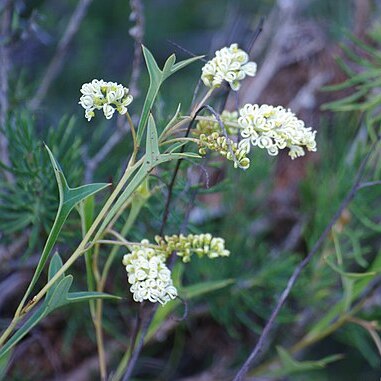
[238,104,317,159]
[79,79,133,121]
[122,240,177,305]
[201,43,257,91]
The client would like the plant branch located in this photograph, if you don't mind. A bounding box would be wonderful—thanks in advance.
[28,0,93,110]
[0,2,13,182]
[128,0,144,97]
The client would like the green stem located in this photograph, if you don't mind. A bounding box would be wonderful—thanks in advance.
[20,157,144,316]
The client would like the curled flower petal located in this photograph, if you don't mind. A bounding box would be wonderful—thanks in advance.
[79,79,133,121]
[238,104,317,158]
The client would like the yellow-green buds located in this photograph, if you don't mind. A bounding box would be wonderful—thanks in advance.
[79,79,133,121]
[155,233,230,263]
[198,132,250,170]
[122,240,177,305]
[238,104,317,159]
[195,110,239,135]
[201,43,257,91]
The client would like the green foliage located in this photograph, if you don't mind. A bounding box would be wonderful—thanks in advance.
[0,253,119,361]
[20,145,109,304]
[0,113,83,251]
[323,33,381,141]
[267,347,343,377]
[137,46,203,143]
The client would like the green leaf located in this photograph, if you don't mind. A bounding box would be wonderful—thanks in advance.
[322,88,368,111]
[78,195,96,293]
[0,305,46,360]
[265,347,344,377]
[137,46,165,143]
[45,275,74,312]
[307,249,381,339]
[324,256,376,279]
[0,348,11,380]
[146,114,160,164]
[162,54,177,78]
[66,292,121,303]
[145,278,234,342]
[0,254,120,359]
[155,152,201,165]
[169,55,204,76]
[137,46,202,143]
[180,278,235,299]
[19,146,110,308]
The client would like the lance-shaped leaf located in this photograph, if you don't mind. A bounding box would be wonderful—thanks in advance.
[19,145,110,311]
[263,347,344,377]
[0,253,119,359]
[137,45,203,143]
[146,114,160,165]
[146,277,234,343]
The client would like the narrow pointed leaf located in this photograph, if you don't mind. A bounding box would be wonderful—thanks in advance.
[137,46,164,143]
[45,275,73,312]
[170,55,204,75]
[0,306,46,360]
[137,47,202,143]
[67,291,121,303]
[19,146,110,308]
[146,114,160,164]
[162,54,176,78]
[146,278,234,342]
[265,347,344,377]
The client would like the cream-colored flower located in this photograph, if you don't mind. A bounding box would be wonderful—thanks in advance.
[122,240,177,305]
[103,104,115,119]
[79,79,133,121]
[238,104,317,159]
[201,43,257,91]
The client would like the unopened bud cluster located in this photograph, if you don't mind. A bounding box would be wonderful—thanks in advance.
[79,79,133,121]
[199,132,250,169]
[122,240,177,305]
[195,111,239,135]
[238,104,317,159]
[201,43,257,91]
[155,233,230,263]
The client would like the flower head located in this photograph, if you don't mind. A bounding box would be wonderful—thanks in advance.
[201,43,257,91]
[122,240,177,305]
[156,233,230,263]
[79,79,133,121]
[237,104,317,159]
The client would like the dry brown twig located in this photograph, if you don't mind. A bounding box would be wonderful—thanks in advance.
[28,0,93,111]
[84,0,144,182]
[0,2,13,182]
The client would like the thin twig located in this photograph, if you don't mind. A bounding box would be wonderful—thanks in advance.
[28,0,93,110]
[357,180,381,190]
[233,141,379,381]
[0,3,13,182]
[122,304,157,381]
[128,0,144,96]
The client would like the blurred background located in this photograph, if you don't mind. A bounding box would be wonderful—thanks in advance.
[1,0,381,380]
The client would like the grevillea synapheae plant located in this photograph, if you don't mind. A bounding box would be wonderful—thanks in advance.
[0,43,317,379]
